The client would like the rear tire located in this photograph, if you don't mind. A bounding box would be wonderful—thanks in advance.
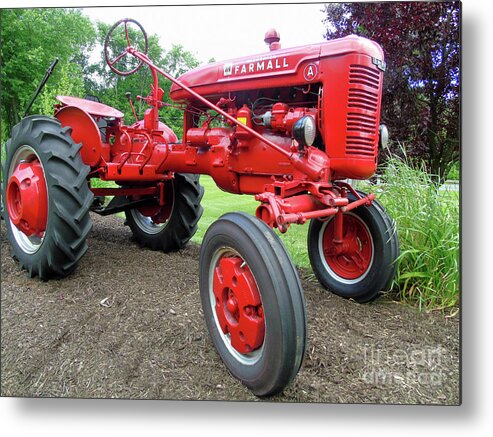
[2,115,93,279]
[307,192,399,303]
[125,173,204,252]
[199,212,306,397]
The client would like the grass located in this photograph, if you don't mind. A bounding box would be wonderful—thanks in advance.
[89,178,118,189]
[376,157,459,311]
[3,142,460,312]
[30,155,459,313]
[191,176,310,269]
[447,161,460,181]
[88,176,312,268]
[191,158,459,313]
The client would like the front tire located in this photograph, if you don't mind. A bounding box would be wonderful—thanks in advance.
[124,173,204,252]
[199,212,306,397]
[307,192,399,303]
[2,115,93,279]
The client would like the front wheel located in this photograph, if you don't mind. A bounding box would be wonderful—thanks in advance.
[199,212,306,397]
[307,192,399,303]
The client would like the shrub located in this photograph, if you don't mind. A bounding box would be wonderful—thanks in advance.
[377,155,459,311]
[446,161,460,181]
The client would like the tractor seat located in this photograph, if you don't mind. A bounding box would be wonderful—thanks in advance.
[56,95,124,119]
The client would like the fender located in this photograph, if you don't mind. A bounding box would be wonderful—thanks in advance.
[55,105,104,168]
[55,95,124,168]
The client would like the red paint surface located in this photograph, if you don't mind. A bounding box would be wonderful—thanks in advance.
[56,96,124,119]
[46,25,385,237]
[213,256,264,354]
[6,160,48,237]
[322,214,373,280]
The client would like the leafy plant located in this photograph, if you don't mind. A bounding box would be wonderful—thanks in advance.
[377,154,459,311]
[0,8,96,139]
[446,161,460,181]
[37,62,86,115]
[324,2,460,182]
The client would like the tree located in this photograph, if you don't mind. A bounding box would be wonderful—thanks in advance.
[0,8,96,140]
[87,21,199,137]
[323,2,460,181]
[37,63,86,116]
[1,10,204,143]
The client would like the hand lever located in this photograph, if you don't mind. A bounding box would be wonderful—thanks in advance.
[125,91,138,123]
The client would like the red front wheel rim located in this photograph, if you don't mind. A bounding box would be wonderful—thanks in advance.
[210,250,265,363]
[321,213,374,282]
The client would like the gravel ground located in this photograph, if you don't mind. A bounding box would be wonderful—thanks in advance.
[1,214,460,403]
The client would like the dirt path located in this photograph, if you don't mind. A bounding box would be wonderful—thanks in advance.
[1,214,460,403]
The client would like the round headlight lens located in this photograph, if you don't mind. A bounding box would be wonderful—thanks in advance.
[293,115,317,147]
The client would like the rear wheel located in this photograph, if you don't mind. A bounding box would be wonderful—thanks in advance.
[307,192,399,303]
[2,115,93,279]
[199,212,306,397]
[124,173,204,252]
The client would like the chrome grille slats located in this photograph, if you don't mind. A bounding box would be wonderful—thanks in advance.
[346,64,381,157]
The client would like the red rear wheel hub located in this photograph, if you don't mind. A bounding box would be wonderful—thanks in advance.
[136,182,173,223]
[212,256,265,354]
[137,203,172,223]
[6,160,48,237]
[322,214,373,280]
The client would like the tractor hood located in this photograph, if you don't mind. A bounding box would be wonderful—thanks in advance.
[169,35,384,104]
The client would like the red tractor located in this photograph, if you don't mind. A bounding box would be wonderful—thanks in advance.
[2,19,398,396]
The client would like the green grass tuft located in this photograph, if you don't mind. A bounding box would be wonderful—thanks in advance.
[377,156,459,311]
[191,157,459,313]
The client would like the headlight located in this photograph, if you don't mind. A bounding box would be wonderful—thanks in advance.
[293,115,317,147]
[379,124,389,149]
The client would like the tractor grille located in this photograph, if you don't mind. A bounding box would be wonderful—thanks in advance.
[346,65,381,157]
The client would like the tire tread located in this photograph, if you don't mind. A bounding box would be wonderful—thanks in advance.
[2,115,93,279]
[125,173,204,252]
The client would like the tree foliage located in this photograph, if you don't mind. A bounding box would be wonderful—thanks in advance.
[73,20,199,137]
[1,9,200,143]
[0,8,96,137]
[324,2,460,181]
[37,63,86,116]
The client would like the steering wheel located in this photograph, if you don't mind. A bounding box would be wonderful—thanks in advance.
[104,18,149,76]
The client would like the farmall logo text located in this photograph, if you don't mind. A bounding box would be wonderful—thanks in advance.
[223,56,289,76]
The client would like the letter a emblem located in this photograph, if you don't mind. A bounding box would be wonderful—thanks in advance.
[303,63,318,81]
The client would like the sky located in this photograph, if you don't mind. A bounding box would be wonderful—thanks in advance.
[82,3,328,65]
